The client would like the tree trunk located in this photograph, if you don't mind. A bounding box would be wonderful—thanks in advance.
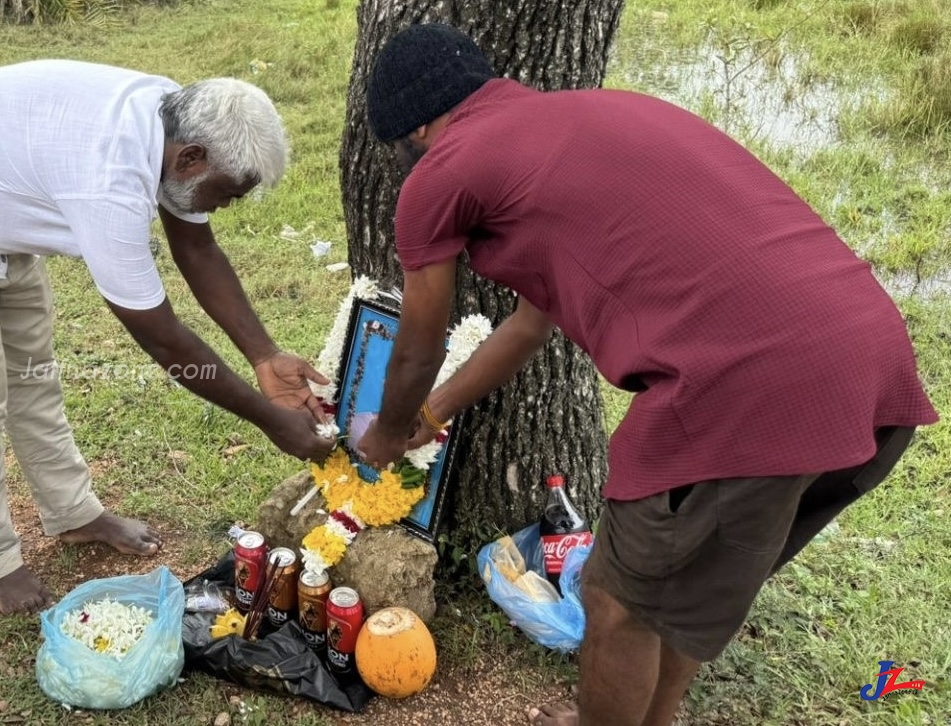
[340,0,625,554]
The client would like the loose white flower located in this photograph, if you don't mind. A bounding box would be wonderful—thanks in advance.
[310,240,332,258]
[60,599,154,659]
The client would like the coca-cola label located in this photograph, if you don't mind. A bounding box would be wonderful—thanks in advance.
[541,532,593,575]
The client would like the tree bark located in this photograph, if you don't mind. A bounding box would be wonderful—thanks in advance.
[340,0,625,553]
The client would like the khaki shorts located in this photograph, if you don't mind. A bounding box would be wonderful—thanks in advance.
[582,427,915,661]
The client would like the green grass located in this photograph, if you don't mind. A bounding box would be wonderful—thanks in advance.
[1,0,949,724]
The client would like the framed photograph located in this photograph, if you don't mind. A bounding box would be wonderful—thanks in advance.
[333,298,462,542]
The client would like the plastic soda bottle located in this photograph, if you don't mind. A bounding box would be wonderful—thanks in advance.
[539,474,593,595]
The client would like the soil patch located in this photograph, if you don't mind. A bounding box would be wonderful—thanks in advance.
[4,473,575,725]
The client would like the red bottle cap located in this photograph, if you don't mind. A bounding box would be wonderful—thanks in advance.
[546,474,564,488]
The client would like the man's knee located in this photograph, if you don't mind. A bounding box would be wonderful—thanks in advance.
[581,579,654,636]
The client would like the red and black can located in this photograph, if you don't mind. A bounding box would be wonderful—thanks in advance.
[266,547,300,628]
[326,586,364,680]
[233,531,267,614]
[298,569,332,656]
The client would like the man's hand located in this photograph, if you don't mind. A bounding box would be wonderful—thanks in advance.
[254,352,329,421]
[355,418,412,470]
[263,405,336,463]
[406,413,438,451]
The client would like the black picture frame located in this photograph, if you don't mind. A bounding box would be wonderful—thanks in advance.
[332,298,462,542]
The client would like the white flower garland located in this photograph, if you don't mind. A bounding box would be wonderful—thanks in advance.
[437,314,494,388]
[310,275,380,403]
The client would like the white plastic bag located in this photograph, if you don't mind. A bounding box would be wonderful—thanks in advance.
[36,566,185,709]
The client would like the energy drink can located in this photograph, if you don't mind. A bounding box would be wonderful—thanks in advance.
[298,569,332,656]
[326,586,364,680]
[265,547,300,628]
[233,531,267,614]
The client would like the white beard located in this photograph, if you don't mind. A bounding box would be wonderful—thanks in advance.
[159,172,207,215]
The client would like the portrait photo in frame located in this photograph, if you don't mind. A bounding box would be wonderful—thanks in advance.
[333,297,463,542]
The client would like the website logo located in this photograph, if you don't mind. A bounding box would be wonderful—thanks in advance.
[859,660,925,701]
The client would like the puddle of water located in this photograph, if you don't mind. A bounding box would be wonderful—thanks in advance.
[610,24,874,156]
[609,21,951,299]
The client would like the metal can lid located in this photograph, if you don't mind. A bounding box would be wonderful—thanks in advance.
[329,586,360,607]
[300,569,330,587]
[236,531,265,548]
[268,547,297,567]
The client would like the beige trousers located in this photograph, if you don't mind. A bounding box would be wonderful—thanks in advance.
[0,254,103,579]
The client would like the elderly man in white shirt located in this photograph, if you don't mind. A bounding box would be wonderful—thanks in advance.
[0,60,335,615]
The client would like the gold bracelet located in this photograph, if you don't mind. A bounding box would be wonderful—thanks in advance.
[420,399,450,432]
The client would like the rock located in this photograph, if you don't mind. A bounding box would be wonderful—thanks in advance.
[213,712,231,726]
[256,469,326,551]
[332,526,438,623]
[256,469,438,623]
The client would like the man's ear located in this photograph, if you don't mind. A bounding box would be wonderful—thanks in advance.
[174,143,208,176]
[412,114,449,145]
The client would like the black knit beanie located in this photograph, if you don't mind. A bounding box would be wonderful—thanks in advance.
[367,23,496,143]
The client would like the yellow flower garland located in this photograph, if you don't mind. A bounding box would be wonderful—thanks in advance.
[300,449,426,573]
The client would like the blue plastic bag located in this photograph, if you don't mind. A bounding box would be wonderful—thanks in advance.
[36,566,185,709]
[477,523,590,652]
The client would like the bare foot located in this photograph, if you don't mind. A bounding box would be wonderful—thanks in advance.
[0,565,56,615]
[528,702,579,725]
[59,511,162,556]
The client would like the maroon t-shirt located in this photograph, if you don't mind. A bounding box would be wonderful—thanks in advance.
[395,79,938,500]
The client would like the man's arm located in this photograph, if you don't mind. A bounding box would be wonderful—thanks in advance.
[402,295,553,451]
[160,206,278,364]
[356,260,553,466]
[375,259,458,436]
[427,295,554,423]
[107,297,333,462]
[159,206,325,417]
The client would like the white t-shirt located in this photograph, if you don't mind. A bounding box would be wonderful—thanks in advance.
[0,59,208,309]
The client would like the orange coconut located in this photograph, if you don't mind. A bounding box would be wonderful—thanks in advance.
[354,606,437,698]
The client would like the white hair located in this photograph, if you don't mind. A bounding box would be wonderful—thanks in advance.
[159,78,289,187]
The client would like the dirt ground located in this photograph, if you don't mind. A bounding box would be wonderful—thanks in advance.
[7,483,575,726]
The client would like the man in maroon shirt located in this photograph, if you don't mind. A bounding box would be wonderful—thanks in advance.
[355,23,938,726]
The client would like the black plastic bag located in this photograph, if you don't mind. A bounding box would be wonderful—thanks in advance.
[181,552,373,712]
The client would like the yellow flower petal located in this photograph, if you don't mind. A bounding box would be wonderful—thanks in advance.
[210,608,246,639]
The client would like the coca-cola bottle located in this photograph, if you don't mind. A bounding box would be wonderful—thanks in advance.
[540,474,593,595]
